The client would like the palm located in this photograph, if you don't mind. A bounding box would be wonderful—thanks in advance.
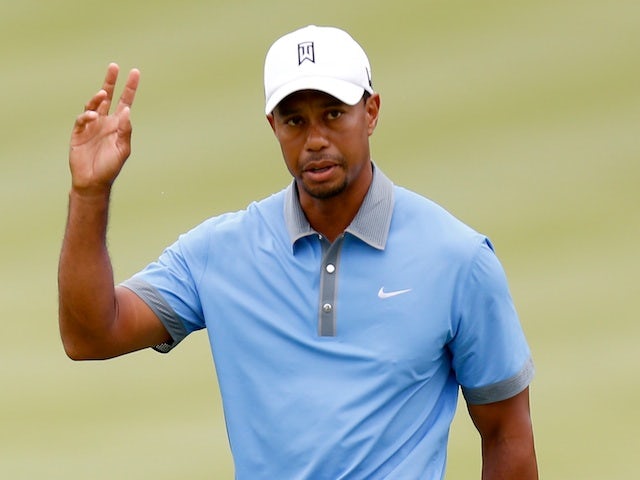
[69,64,140,193]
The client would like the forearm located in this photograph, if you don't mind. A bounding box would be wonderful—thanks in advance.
[58,188,117,359]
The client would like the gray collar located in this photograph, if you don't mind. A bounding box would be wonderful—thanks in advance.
[284,165,394,251]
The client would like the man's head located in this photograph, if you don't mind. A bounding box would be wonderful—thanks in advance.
[264,26,380,207]
[264,25,374,115]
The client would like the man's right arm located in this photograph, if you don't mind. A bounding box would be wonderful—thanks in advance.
[58,64,170,360]
[58,190,170,360]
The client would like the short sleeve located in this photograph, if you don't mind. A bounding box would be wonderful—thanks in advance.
[120,226,209,353]
[450,239,534,404]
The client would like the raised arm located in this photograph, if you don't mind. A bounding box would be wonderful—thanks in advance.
[467,387,538,479]
[58,64,170,360]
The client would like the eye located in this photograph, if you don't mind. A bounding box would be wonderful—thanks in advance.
[326,109,342,120]
[285,116,304,127]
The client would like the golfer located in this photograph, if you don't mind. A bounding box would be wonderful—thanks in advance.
[59,25,538,479]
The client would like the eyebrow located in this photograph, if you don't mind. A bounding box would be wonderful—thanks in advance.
[273,102,299,118]
[275,94,346,118]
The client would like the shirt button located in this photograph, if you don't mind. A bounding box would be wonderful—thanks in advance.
[322,303,333,313]
[325,264,335,274]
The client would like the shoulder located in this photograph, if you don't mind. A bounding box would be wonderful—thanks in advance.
[153,188,289,276]
[391,186,486,253]
[180,189,287,242]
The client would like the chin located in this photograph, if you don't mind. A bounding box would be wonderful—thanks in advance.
[303,180,348,200]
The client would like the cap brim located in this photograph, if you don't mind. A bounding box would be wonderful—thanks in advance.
[265,77,366,114]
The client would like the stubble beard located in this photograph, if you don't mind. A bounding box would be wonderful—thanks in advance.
[296,155,349,200]
[300,176,348,199]
[299,161,350,199]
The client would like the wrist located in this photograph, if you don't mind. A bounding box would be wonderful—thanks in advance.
[69,184,112,203]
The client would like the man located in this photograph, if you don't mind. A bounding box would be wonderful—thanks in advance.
[59,25,538,479]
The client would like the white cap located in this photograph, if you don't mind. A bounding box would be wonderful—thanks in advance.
[264,25,373,114]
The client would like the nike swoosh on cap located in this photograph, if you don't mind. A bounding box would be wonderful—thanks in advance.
[378,287,412,299]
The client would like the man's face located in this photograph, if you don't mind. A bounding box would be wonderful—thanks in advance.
[268,90,380,202]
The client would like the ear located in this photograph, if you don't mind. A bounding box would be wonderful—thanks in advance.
[365,93,381,136]
[266,113,276,134]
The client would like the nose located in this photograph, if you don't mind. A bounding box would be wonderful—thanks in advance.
[304,121,330,151]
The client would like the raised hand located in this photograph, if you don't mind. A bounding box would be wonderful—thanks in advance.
[60,63,172,361]
[69,63,140,195]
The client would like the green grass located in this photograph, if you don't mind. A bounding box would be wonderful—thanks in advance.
[2,0,639,478]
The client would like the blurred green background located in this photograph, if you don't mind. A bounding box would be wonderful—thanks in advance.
[1,0,638,478]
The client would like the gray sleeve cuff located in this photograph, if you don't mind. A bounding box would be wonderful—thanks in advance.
[120,277,189,354]
[462,357,535,405]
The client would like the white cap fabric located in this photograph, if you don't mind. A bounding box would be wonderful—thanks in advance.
[264,25,373,114]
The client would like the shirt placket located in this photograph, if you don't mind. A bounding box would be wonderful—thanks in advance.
[317,234,345,336]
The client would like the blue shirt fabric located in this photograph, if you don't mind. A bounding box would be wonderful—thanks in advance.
[122,167,533,479]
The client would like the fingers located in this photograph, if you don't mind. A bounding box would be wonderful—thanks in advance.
[88,63,140,116]
[74,64,139,136]
[115,68,141,114]
[97,63,120,115]
[74,110,99,130]
[84,89,108,113]
[116,106,133,157]
[76,87,108,136]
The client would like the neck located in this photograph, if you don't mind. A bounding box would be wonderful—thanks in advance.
[298,166,373,243]
[301,199,359,243]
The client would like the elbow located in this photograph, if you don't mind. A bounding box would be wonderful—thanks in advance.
[60,331,127,361]
[59,311,114,361]
[59,327,113,361]
[61,337,99,361]
[64,349,87,361]
[59,321,91,360]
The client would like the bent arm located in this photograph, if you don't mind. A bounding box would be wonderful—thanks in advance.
[58,64,170,360]
[58,190,170,360]
[467,387,538,480]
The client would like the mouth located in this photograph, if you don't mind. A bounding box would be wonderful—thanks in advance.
[306,165,334,174]
[303,157,341,173]
[302,161,339,182]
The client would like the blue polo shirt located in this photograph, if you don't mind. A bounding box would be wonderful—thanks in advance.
[122,167,533,479]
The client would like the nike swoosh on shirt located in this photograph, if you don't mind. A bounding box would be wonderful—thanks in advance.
[377,287,412,299]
